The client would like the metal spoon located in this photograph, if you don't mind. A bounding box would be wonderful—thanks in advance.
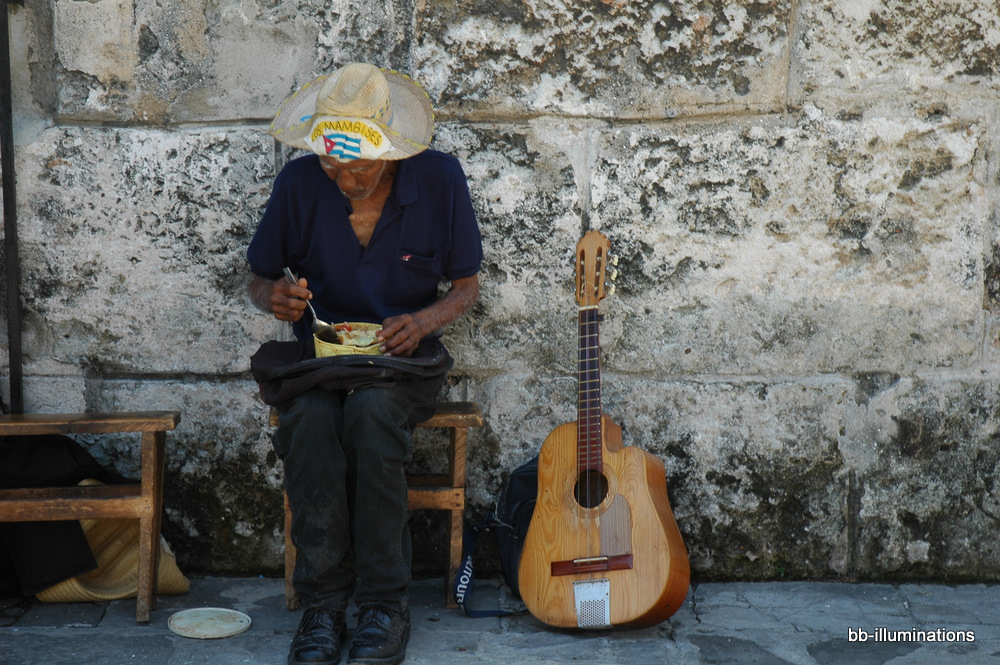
[282,267,335,338]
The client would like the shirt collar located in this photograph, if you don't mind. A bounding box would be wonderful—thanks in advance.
[391,156,419,206]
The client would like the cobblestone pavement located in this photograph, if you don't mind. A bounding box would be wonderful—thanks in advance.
[2,576,998,664]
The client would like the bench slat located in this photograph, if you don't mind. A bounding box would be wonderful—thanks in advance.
[0,484,148,521]
[406,488,464,511]
[418,401,483,429]
[0,411,180,436]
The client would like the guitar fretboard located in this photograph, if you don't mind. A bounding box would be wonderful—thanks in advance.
[577,305,603,472]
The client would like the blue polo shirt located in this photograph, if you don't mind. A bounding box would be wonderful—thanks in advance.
[247,150,482,343]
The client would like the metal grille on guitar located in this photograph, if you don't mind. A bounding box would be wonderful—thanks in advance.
[574,579,611,629]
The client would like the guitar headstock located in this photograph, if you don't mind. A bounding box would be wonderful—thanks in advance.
[575,230,613,308]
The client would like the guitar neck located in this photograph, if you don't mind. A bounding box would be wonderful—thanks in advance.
[577,305,603,471]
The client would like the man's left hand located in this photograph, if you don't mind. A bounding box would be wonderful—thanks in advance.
[376,275,479,357]
[377,314,427,357]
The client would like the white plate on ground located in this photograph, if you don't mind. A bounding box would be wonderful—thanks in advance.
[168,607,252,639]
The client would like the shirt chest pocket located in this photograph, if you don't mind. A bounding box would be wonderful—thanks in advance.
[397,250,442,276]
[384,249,444,308]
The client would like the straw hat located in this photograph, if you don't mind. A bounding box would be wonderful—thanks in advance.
[35,480,189,603]
[269,63,434,161]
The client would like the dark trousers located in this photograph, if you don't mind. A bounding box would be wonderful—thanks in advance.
[273,377,443,612]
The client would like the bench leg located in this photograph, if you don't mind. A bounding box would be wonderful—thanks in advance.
[137,430,165,623]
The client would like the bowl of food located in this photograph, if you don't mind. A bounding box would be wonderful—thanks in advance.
[314,322,383,357]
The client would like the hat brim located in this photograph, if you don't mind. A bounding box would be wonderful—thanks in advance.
[269,69,434,160]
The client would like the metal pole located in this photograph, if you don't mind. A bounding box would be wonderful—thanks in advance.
[1,0,24,413]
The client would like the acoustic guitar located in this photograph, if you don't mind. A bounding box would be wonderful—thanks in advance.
[517,230,690,629]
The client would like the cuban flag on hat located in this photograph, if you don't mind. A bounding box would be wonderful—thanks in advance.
[323,134,362,160]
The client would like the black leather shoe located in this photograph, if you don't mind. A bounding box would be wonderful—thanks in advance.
[347,605,410,665]
[289,607,347,665]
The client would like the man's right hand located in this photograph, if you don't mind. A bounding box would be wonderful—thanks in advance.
[270,277,313,322]
[248,273,310,322]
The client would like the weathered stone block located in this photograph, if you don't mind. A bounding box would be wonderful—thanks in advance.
[46,0,409,124]
[590,111,987,375]
[849,375,1000,581]
[792,0,1000,101]
[19,373,88,413]
[416,0,792,118]
[17,126,277,375]
[605,377,850,579]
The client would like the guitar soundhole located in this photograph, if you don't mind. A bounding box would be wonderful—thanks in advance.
[574,470,609,509]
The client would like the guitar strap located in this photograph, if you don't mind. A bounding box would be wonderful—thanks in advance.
[452,524,526,618]
[452,455,539,616]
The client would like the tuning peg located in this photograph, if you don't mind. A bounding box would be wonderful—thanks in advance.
[611,255,619,266]
[607,285,616,297]
[609,269,619,281]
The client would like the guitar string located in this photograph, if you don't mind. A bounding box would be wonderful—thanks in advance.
[578,254,586,578]
[580,305,590,571]
[585,306,596,571]
[579,244,609,581]
[590,304,600,569]
[578,304,583,577]
[591,250,602,573]
[581,304,591,571]
[579,248,602,577]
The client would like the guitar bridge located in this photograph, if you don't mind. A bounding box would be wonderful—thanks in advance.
[551,553,633,576]
[573,579,611,629]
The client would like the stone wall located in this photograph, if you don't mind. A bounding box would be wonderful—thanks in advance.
[3,0,999,582]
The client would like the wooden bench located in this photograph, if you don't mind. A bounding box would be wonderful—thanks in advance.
[272,401,483,610]
[0,411,181,623]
